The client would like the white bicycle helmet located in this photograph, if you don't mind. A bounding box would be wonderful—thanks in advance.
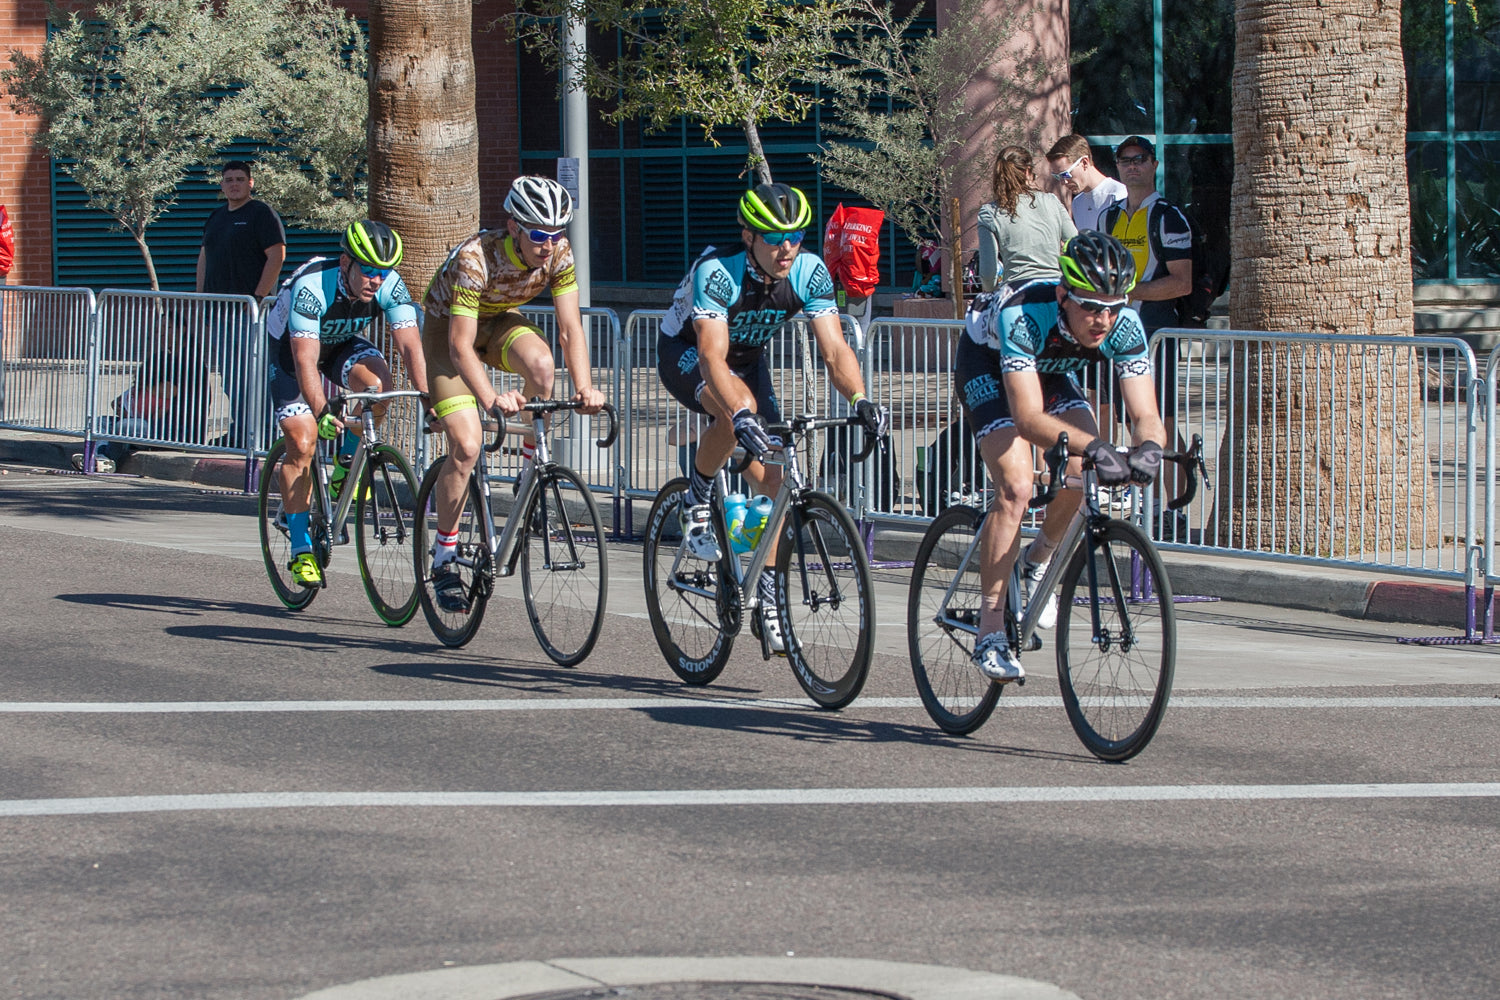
[504,176,574,229]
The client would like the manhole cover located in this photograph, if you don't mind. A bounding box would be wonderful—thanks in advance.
[517,984,906,1000]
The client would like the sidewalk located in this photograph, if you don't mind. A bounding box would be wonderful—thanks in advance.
[0,428,1484,634]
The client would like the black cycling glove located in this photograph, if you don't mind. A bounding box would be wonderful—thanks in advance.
[1127,441,1164,485]
[731,408,773,459]
[1083,438,1132,486]
[854,397,888,439]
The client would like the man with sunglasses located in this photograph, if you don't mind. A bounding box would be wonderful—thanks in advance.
[657,182,885,654]
[955,231,1166,683]
[1044,134,1126,232]
[263,219,428,588]
[421,175,604,613]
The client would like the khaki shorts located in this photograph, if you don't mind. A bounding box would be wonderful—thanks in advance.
[423,309,542,404]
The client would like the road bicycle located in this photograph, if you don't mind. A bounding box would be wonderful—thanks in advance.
[642,412,883,710]
[907,433,1207,760]
[257,388,425,625]
[411,398,618,664]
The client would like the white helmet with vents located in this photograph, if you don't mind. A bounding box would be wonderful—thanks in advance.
[504,175,574,229]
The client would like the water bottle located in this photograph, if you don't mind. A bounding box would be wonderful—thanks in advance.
[739,495,774,550]
[723,492,749,554]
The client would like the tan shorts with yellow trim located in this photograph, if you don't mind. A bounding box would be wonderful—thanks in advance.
[423,309,543,403]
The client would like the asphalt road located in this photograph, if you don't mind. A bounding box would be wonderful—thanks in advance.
[1,467,1498,1000]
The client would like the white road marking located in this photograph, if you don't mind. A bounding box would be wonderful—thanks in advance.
[0,695,1496,714]
[5,783,1500,817]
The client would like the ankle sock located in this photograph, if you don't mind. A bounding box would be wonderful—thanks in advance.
[433,529,460,567]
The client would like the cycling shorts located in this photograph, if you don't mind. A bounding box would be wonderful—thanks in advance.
[954,335,1091,442]
[423,309,542,405]
[657,333,782,424]
[268,336,384,426]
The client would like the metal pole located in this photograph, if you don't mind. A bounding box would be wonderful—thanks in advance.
[562,13,591,307]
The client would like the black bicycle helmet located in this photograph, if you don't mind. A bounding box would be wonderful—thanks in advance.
[737,183,813,232]
[504,175,574,228]
[1058,230,1137,299]
[341,219,403,269]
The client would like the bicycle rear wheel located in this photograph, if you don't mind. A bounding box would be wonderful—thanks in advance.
[1055,518,1175,761]
[519,464,608,666]
[355,444,420,627]
[642,477,734,685]
[258,438,318,611]
[774,490,873,710]
[907,504,1003,734]
[412,457,492,647]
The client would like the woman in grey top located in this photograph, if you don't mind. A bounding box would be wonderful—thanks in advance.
[976,145,1079,291]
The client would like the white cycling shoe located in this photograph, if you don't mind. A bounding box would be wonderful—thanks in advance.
[972,632,1025,683]
[757,606,787,656]
[1022,557,1058,630]
[680,503,722,562]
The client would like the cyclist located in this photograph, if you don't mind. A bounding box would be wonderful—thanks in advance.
[958,230,1167,682]
[422,175,606,613]
[657,182,886,653]
[264,219,428,588]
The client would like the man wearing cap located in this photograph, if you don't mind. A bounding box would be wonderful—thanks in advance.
[1044,134,1127,232]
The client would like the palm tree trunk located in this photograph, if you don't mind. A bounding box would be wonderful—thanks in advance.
[367,0,480,298]
[1220,0,1440,556]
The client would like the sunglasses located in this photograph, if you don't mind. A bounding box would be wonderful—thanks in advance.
[1050,156,1085,181]
[1117,153,1152,166]
[525,228,565,245]
[357,263,393,279]
[759,230,805,247]
[1067,292,1126,314]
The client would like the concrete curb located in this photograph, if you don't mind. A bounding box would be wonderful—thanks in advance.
[2,431,1479,632]
[292,956,1081,1000]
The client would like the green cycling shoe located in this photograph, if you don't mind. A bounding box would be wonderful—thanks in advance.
[288,552,324,588]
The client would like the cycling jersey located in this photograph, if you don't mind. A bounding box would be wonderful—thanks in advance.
[965,280,1152,382]
[423,229,578,320]
[661,247,838,365]
[266,257,418,358]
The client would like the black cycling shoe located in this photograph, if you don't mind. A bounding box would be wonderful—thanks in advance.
[431,563,470,614]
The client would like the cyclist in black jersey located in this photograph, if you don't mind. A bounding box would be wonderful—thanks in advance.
[657,183,885,652]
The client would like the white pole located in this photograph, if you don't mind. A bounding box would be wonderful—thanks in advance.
[561,13,591,307]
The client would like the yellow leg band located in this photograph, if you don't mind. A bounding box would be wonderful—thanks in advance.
[433,395,478,420]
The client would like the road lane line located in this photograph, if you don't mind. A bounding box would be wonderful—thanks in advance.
[1,695,1496,713]
[5,783,1500,817]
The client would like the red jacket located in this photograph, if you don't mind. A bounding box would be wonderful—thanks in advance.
[0,204,13,276]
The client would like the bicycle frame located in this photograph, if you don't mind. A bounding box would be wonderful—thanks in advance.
[307,388,423,544]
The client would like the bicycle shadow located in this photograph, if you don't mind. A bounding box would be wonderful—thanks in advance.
[368,659,756,698]
[58,591,298,620]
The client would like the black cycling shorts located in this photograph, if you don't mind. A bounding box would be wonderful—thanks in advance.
[954,335,1091,442]
[657,333,782,424]
[268,336,384,425]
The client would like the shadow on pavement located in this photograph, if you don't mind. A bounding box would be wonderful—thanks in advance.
[58,591,295,620]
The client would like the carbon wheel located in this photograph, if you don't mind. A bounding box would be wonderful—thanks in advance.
[258,438,318,611]
[355,444,420,626]
[1056,518,1175,761]
[412,457,492,648]
[519,465,608,666]
[642,478,734,685]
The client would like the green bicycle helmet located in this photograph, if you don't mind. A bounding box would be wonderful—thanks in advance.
[1058,230,1136,299]
[341,219,404,269]
[737,183,813,233]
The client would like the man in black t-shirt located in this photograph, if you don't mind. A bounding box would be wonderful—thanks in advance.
[196,160,286,449]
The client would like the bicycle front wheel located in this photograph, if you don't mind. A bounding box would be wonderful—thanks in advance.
[519,465,608,666]
[258,438,318,611]
[774,490,873,710]
[642,477,734,685]
[412,457,492,648]
[907,504,1002,734]
[355,444,420,627]
[1055,518,1175,761]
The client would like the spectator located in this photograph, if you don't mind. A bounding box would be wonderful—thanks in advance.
[976,145,1077,291]
[1102,135,1193,538]
[196,160,286,450]
[1045,134,1127,232]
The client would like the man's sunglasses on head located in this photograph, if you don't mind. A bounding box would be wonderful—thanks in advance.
[759,230,804,246]
[525,228,565,245]
[1067,292,1127,314]
[1051,156,1086,181]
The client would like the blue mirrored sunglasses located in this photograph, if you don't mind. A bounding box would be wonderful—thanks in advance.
[358,263,393,279]
[759,230,805,247]
[526,228,565,245]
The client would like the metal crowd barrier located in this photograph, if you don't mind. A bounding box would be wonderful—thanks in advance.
[0,284,99,438]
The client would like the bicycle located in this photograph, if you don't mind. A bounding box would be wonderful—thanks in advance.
[642,412,882,710]
[257,388,425,625]
[907,433,1207,760]
[411,398,618,664]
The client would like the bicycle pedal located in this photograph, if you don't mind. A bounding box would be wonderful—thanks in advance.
[1025,634,1043,652]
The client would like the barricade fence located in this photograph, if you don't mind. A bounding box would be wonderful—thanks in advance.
[5,282,1498,632]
